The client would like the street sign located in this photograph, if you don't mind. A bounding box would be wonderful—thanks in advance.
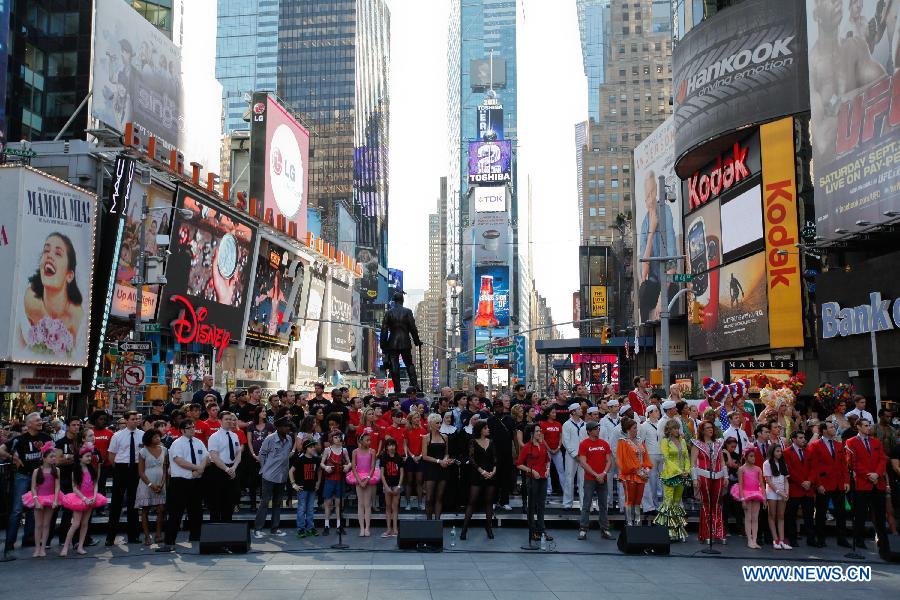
[514,335,527,381]
[493,344,514,355]
[672,273,694,283]
[122,364,146,387]
[119,341,153,353]
[137,323,160,333]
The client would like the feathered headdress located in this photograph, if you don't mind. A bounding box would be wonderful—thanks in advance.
[702,377,728,403]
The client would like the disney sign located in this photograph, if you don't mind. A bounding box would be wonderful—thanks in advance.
[169,295,231,361]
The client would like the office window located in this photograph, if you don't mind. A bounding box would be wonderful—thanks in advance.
[47,52,77,77]
[611,179,619,188]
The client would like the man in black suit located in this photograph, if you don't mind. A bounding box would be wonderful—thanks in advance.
[380,292,422,393]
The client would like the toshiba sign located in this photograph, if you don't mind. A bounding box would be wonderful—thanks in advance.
[682,132,761,213]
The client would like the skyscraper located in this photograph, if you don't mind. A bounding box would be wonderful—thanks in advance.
[216,1,279,135]
[576,0,608,122]
[277,0,390,271]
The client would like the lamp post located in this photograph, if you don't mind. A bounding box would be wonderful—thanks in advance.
[446,271,462,388]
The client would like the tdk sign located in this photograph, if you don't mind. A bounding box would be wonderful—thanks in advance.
[821,292,899,338]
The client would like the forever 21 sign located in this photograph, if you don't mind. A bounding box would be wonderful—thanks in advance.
[683,131,762,212]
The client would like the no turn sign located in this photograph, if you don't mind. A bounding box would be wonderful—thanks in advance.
[123,364,146,387]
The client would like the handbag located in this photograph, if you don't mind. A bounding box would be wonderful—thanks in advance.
[346,467,381,486]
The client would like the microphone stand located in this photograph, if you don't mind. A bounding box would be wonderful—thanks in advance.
[844,445,863,560]
[700,442,721,555]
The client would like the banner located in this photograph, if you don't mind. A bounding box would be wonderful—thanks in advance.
[0,167,96,367]
[477,104,504,140]
[328,277,353,358]
[590,286,608,317]
[806,0,900,240]
[91,0,182,151]
[159,188,257,354]
[673,0,808,159]
[633,117,683,323]
[249,92,310,238]
[688,252,770,357]
[472,186,506,213]
[468,141,512,185]
[298,266,326,370]
[247,238,297,346]
[473,264,510,328]
[472,211,511,265]
[760,118,803,348]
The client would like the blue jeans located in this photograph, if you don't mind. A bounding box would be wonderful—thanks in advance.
[296,490,316,531]
[5,473,34,551]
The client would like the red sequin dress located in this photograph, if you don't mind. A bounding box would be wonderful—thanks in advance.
[692,439,726,542]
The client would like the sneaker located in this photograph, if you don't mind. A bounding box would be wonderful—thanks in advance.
[601,530,614,540]
[577,530,587,541]
[323,526,330,536]
[297,530,306,538]
[501,504,512,511]
[780,541,793,550]
[309,528,319,537]
[253,530,266,539]
[271,529,287,537]
[405,502,412,512]
[773,540,783,549]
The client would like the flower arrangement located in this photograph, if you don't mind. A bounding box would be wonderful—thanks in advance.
[24,317,74,356]
[786,373,806,396]
[759,385,795,410]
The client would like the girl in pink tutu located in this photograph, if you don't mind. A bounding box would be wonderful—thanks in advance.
[731,447,765,549]
[60,445,108,556]
[22,442,60,557]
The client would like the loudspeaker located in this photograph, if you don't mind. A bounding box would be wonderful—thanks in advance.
[616,525,670,555]
[884,534,900,562]
[199,522,251,554]
[397,520,443,550]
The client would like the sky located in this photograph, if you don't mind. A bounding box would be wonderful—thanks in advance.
[387,0,586,337]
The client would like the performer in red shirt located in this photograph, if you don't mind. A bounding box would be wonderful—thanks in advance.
[381,410,408,457]
[539,407,564,495]
[807,420,849,547]
[577,422,613,540]
[783,430,815,548]
[627,376,649,418]
[845,419,888,552]
[203,402,222,439]
[517,424,552,542]
[404,411,427,510]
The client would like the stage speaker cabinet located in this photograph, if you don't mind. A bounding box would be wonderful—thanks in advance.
[397,520,443,550]
[885,534,900,562]
[616,525,670,555]
[199,522,251,554]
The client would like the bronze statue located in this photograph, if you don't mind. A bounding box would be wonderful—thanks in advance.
[380,292,421,393]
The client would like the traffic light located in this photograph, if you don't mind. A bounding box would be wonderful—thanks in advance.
[600,325,611,344]
[690,300,705,325]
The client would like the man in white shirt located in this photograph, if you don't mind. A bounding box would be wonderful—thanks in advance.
[657,400,680,446]
[845,395,874,425]
[723,411,752,456]
[562,403,588,509]
[105,411,143,545]
[639,405,662,512]
[600,400,624,510]
[157,420,208,552]
[207,412,243,523]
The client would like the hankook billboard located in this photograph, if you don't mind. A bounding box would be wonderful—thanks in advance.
[673,0,809,162]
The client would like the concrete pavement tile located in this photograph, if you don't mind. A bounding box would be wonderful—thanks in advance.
[304,579,370,591]
[179,578,254,592]
[245,574,312,590]
[487,579,550,592]
[491,593,560,600]
[429,578,491,591]
[368,580,431,591]
[366,590,435,600]
[430,591,497,600]
[117,581,190,594]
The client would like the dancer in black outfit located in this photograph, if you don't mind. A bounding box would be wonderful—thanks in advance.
[422,413,450,520]
[461,421,497,540]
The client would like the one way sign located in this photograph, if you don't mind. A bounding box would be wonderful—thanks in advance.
[120,341,153,353]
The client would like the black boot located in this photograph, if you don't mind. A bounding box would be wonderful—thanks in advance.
[486,528,494,539]
[459,528,468,541]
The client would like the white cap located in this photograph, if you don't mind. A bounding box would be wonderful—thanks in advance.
[661,400,677,411]
[568,402,580,412]
[607,399,620,408]
[586,406,600,414]
[618,404,631,415]
[646,405,659,415]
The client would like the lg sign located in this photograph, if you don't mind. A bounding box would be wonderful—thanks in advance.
[269,124,304,218]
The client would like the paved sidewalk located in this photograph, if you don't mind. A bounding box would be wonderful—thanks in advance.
[0,529,897,599]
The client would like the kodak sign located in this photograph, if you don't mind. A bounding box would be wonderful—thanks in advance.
[760,118,803,348]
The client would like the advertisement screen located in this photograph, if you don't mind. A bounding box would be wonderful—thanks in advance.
[1,168,96,367]
[688,252,769,357]
[249,92,310,238]
[470,57,507,89]
[388,268,404,294]
[468,141,512,185]
[806,0,900,241]
[673,0,808,161]
[328,277,353,357]
[159,188,257,350]
[473,265,510,328]
[110,181,174,321]
[0,0,9,137]
[477,105,504,140]
[720,185,764,257]
[247,238,296,346]
[472,211,511,265]
[472,186,506,213]
[298,268,326,369]
[337,203,357,258]
[475,327,510,362]
[91,0,182,151]
[684,199,722,307]
[633,116,683,323]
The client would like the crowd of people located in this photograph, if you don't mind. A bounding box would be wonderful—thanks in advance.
[2,374,899,559]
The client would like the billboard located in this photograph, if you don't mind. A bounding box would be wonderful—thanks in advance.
[720,184,764,257]
[159,188,257,355]
[760,117,803,348]
[472,186,506,213]
[321,275,352,361]
[388,268,404,294]
[298,266,326,370]
[247,238,297,346]
[475,327,510,362]
[473,265,510,328]
[0,167,96,367]
[633,117,684,323]
[688,252,770,357]
[110,181,175,322]
[477,104,504,140]
[468,141,512,185]
[91,0,182,152]
[673,0,809,161]
[249,92,310,238]
[684,198,723,307]
[806,0,900,241]
[337,203,358,258]
[590,286,608,317]
[0,0,9,139]
[472,211,511,265]
[470,57,507,89]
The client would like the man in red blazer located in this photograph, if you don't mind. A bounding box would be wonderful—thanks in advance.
[784,430,815,547]
[846,419,888,553]
[808,421,850,547]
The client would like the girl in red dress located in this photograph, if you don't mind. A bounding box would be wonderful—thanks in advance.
[691,421,728,543]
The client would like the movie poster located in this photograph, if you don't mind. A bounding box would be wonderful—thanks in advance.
[2,168,96,367]
[807,0,900,240]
